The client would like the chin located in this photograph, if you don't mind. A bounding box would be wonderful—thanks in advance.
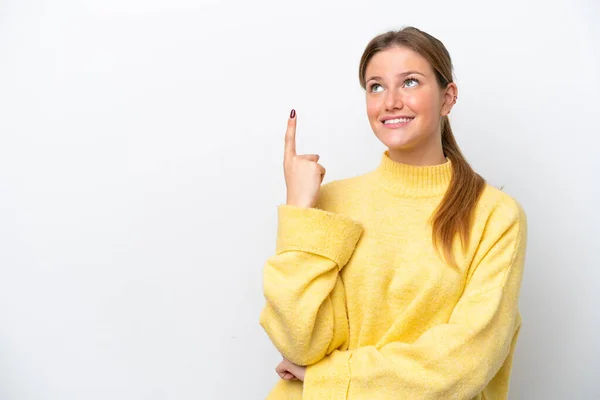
[377,132,419,151]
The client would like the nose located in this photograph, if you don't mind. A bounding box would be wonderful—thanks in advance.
[385,89,403,111]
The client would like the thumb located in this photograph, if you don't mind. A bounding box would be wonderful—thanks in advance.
[297,154,320,162]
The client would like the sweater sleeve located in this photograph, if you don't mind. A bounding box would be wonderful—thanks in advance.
[259,204,363,365]
[303,201,527,399]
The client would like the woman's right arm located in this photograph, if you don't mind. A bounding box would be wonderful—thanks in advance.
[260,109,362,365]
[259,203,363,366]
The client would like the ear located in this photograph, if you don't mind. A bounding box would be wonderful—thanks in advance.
[441,82,458,116]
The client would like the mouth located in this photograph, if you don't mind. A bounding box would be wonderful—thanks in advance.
[381,116,414,128]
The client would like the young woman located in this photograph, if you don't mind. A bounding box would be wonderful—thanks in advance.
[259,26,527,400]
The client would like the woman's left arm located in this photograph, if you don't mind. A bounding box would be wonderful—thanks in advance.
[301,200,527,400]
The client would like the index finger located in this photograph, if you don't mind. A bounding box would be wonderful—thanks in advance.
[284,109,297,160]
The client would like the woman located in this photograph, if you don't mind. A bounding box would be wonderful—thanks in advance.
[259,26,527,399]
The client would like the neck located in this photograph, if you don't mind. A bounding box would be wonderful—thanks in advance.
[387,135,446,166]
[372,150,453,198]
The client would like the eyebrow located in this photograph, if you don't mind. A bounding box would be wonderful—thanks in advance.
[366,71,426,82]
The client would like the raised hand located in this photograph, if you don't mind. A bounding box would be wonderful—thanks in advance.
[283,109,326,209]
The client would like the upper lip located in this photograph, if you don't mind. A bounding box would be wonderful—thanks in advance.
[381,115,415,122]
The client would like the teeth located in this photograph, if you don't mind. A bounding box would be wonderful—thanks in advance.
[384,118,413,124]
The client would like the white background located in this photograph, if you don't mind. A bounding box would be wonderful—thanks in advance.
[1,0,599,399]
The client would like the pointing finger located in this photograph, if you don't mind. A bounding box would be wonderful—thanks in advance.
[284,109,297,161]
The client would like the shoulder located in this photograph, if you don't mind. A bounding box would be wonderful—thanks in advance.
[315,173,372,212]
[320,175,366,195]
[474,184,527,235]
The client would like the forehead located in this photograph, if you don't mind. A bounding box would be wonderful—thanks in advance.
[365,46,432,78]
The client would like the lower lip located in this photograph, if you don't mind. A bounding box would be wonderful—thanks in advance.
[382,119,413,128]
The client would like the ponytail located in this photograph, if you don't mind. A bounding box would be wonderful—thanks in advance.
[431,116,486,267]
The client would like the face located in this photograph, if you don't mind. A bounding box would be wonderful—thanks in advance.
[364,46,457,159]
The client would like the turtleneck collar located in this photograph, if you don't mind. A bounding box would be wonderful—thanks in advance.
[371,150,453,198]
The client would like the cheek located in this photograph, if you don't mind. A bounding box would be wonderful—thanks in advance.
[366,99,380,121]
[407,93,440,122]
[405,94,427,114]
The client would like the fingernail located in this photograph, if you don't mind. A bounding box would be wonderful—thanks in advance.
[290,109,296,119]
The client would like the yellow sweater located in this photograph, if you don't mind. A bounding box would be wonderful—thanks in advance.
[260,151,527,400]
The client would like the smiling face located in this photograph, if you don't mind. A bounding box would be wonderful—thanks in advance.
[364,45,457,164]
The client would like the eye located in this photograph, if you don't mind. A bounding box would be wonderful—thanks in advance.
[369,83,383,93]
[404,77,419,88]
